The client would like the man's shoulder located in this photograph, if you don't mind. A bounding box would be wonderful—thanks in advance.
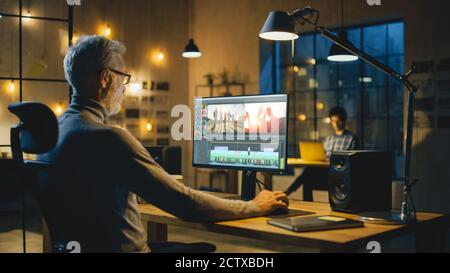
[108,126,141,146]
[60,117,132,148]
[83,125,136,148]
[58,112,145,154]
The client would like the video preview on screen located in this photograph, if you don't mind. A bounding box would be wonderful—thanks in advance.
[193,95,287,171]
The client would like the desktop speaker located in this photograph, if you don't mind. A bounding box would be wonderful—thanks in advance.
[328,151,392,213]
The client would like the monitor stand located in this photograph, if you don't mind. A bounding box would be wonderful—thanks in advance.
[241,171,257,201]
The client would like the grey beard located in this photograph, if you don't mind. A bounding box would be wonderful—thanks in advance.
[106,102,121,117]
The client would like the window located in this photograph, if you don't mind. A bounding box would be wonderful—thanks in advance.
[260,21,405,178]
[0,1,73,156]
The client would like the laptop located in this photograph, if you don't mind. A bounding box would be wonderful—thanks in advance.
[267,215,364,232]
[299,141,327,161]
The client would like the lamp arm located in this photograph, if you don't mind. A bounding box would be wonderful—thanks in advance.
[295,10,418,218]
[303,16,417,90]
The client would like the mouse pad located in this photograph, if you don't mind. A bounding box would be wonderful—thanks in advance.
[267,209,314,219]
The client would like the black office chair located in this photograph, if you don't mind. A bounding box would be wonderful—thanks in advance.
[8,102,57,247]
[8,102,215,253]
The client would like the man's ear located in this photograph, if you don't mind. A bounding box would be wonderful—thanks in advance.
[99,69,110,89]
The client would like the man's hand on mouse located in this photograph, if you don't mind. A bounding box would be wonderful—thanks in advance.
[252,190,289,214]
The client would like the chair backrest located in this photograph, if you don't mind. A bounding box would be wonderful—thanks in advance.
[8,102,58,160]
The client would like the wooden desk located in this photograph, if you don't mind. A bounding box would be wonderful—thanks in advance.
[287,158,329,168]
[140,201,448,253]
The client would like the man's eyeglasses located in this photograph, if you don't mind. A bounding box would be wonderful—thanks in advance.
[105,67,131,85]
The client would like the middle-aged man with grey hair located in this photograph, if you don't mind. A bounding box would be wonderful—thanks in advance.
[40,35,288,252]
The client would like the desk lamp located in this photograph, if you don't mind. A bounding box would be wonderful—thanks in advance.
[259,6,418,224]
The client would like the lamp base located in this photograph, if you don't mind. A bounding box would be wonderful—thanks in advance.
[357,210,416,225]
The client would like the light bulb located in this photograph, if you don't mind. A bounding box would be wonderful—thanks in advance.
[146,123,152,132]
[316,102,324,111]
[297,114,307,121]
[8,81,15,92]
[72,33,80,44]
[25,10,31,21]
[104,24,112,37]
[157,51,164,61]
[55,104,63,115]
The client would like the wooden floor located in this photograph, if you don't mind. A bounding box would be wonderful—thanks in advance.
[0,210,43,253]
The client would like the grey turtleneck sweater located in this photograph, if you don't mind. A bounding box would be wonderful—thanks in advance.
[39,96,261,252]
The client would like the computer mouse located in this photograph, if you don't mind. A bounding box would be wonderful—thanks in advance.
[270,207,290,215]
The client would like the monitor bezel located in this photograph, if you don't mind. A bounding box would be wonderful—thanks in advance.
[191,93,289,174]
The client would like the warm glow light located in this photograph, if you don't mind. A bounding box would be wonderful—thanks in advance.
[297,114,307,121]
[308,59,317,65]
[72,33,80,44]
[309,79,318,88]
[298,68,307,76]
[8,81,15,93]
[157,51,164,61]
[55,103,63,116]
[259,31,299,41]
[150,49,167,65]
[146,122,153,132]
[104,24,112,37]
[316,102,324,111]
[24,10,31,21]
[293,66,299,73]
[323,117,331,124]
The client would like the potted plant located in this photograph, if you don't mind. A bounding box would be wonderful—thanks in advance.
[203,73,216,85]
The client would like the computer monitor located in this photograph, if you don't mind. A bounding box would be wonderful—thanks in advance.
[193,94,288,199]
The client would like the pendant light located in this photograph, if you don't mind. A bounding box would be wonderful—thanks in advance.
[327,0,358,62]
[183,0,201,58]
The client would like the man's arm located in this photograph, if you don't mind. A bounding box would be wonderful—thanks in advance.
[110,128,286,222]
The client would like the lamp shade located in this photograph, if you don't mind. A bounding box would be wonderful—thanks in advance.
[259,11,299,41]
[183,38,201,58]
[327,31,359,62]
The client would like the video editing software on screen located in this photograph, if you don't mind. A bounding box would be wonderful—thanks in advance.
[193,95,287,171]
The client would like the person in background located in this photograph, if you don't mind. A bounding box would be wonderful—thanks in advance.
[284,106,358,199]
[323,106,359,158]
